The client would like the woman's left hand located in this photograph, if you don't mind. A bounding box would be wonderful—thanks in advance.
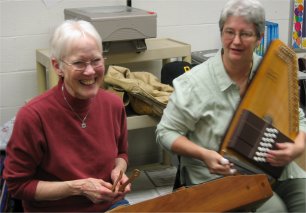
[266,142,298,166]
[266,131,306,167]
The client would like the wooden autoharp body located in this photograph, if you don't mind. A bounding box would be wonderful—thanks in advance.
[220,39,300,179]
[109,174,272,212]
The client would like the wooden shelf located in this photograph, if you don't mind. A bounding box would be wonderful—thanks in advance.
[127,114,159,130]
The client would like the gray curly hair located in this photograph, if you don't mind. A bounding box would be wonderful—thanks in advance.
[219,0,265,38]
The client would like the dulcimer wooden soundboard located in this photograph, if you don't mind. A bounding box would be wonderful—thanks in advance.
[109,174,272,212]
[220,39,300,179]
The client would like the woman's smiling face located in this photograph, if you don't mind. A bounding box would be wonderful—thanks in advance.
[61,36,105,100]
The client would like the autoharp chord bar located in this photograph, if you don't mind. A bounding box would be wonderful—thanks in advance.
[228,110,293,178]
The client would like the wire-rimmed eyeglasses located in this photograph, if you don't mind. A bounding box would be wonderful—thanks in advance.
[222,29,256,41]
[61,58,104,71]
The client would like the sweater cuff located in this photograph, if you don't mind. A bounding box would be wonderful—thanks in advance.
[22,179,39,201]
[117,154,128,164]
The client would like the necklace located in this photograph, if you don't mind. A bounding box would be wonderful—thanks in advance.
[239,61,253,96]
[61,85,89,128]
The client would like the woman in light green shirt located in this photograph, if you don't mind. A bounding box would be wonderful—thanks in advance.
[156,0,306,212]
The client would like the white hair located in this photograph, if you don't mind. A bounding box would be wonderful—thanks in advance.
[50,20,102,61]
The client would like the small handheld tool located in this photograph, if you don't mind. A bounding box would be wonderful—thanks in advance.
[119,169,141,192]
[111,170,123,192]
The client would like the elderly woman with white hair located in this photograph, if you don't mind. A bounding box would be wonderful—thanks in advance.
[4,20,130,212]
[156,0,306,212]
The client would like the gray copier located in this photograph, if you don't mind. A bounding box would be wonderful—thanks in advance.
[64,6,157,54]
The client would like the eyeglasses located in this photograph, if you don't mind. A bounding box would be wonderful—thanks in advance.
[61,58,103,71]
[222,29,256,41]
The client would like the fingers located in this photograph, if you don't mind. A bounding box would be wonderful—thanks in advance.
[111,171,132,193]
[81,178,125,204]
[118,175,132,193]
[219,157,230,165]
[209,157,237,175]
[266,152,290,167]
[266,142,295,166]
[219,157,237,174]
[203,150,237,175]
[111,170,123,192]
[118,169,140,192]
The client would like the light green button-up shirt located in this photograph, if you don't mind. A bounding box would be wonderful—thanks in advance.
[156,50,306,185]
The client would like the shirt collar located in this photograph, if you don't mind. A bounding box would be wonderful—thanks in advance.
[213,49,260,92]
[213,49,233,92]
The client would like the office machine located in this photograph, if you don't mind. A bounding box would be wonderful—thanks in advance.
[64,6,157,54]
[191,49,218,65]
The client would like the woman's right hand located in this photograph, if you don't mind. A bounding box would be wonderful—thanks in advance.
[201,149,236,176]
[171,136,237,176]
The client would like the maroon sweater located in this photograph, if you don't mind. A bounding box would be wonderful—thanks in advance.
[4,82,128,212]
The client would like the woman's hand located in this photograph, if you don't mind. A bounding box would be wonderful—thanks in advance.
[110,169,131,194]
[171,136,237,176]
[202,149,236,176]
[110,159,131,194]
[75,178,120,204]
[266,131,306,167]
[266,143,296,166]
[36,176,129,204]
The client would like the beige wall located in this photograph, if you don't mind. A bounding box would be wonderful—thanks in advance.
[0,0,291,125]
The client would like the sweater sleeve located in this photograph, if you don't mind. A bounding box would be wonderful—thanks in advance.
[4,106,45,200]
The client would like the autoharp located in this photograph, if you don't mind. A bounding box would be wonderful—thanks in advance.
[109,174,272,212]
[220,39,300,179]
